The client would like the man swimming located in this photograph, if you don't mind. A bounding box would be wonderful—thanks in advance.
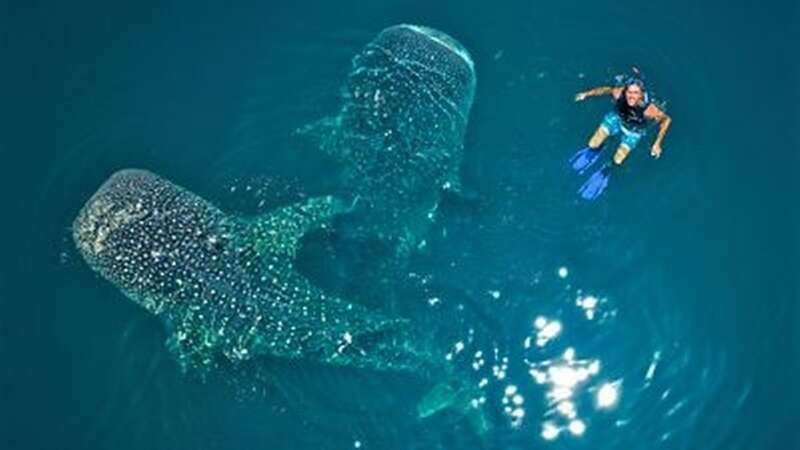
[570,68,672,199]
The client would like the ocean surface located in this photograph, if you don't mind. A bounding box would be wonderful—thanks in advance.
[1,1,798,449]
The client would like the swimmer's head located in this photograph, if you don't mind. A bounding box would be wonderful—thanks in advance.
[623,79,646,106]
[623,66,647,106]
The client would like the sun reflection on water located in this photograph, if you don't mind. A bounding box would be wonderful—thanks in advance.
[438,266,626,441]
[428,260,747,448]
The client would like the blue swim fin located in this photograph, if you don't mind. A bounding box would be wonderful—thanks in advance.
[569,146,602,174]
[578,164,612,200]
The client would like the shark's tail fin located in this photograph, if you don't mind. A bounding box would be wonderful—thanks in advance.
[417,379,492,439]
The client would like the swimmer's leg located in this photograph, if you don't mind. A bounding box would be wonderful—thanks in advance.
[590,111,620,149]
[613,144,632,165]
[589,126,610,149]
[613,128,642,165]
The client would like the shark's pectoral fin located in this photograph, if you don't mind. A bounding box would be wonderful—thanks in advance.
[164,318,218,377]
[294,116,349,160]
[246,195,348,261]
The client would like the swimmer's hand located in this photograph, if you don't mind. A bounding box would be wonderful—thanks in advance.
[650,143,663,159]
[574,92,588,102]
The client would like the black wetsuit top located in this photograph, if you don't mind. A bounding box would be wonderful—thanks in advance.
[615,92,649,130]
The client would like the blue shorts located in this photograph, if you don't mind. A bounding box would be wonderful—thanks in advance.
[600,111,645,150]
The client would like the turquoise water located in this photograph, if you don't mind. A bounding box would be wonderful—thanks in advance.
[2,1,798,449]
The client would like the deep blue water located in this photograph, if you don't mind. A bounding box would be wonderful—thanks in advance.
[2,1,798,449]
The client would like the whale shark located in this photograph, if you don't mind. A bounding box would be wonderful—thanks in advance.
[297,24,477,258]
[73,169,490,435]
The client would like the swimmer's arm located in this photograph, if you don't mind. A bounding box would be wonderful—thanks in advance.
[575,86,622,101]
[646,104,672,158]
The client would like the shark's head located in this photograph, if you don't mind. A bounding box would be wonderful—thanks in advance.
[73,169,228,312]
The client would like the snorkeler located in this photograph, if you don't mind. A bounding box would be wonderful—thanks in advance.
[570,67,672,200]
